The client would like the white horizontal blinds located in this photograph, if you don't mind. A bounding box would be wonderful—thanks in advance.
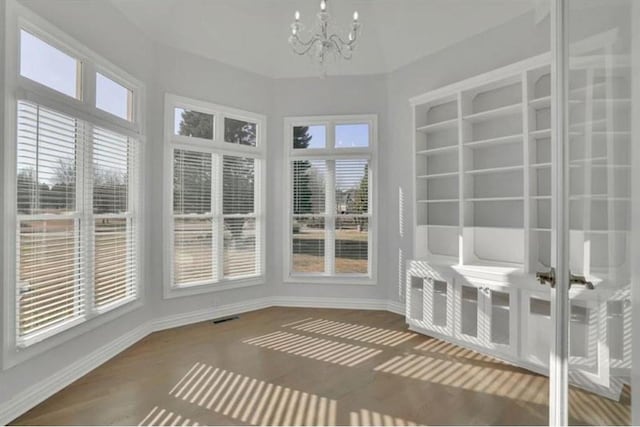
[335,159,369,274]
[223,155,258,278]
[16,100,84,337]
[92,127,137,308]
[173,149,215,285]
[17,101,77,215]
[292,160,327,273]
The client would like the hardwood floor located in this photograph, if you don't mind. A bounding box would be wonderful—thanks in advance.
[12,307,630,426]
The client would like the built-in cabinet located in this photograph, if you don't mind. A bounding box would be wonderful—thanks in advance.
[407,52,632,401]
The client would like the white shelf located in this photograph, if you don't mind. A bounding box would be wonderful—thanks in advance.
[426,224,459,229]
[465,165,523,175]
[530,128,551,139]
[416,118,459,133]
[531,195,551,200]
[417,145,458,156]
[569,195,630,201]
[530,162,551,169]
[417,198,459,204]
[463,103,522,123]
[569,98,631,107]
[532,227,551,231]
[466,197,524,202]
[465,134,522,148]
[529,96,551,109]
[417,171,458,179]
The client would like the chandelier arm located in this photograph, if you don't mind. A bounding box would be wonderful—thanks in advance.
[291,38,320,56]
[328,34,354,59]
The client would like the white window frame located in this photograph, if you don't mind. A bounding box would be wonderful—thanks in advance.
[163,94,266,298]
[284,115,378,285]
[2,1,145,368]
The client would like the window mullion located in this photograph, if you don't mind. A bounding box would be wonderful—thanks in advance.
[77,120,93,318]
[326,159,336,275]
[213,153,224,281]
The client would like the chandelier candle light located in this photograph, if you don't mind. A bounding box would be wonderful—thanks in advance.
[289,0,361,66]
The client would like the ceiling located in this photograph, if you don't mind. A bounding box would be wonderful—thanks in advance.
[109,0,537,79]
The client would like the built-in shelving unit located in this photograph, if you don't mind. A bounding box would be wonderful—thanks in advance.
[408,51,632,401]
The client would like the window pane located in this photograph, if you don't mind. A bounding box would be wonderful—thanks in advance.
[173,150,212,214]
[18,219,81,337]
[94,218,135,308]
[292,217,325,273]
[20,30,80,99]
[224,117,257,146]
[93,128,129,214]
[335,159,369,214]
[335,217,368,274]
[174,108,214,139]
[292,160,326,215]
[96,73,132,121]
[17,101,77,215]
[224,217,257,278]
[293,125,326,149]
[335,123,369,148]
[174,218,214,285]
[223,156,255,214]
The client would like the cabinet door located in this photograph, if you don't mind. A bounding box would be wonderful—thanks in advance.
[406,275,425,325]
[424,277,454,336]
[455,282,483,346]
[483,285,518,357]
[522,290,603,377]
[607,287,632,376]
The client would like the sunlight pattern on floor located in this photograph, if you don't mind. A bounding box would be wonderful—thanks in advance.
[568,386,630,426]
[413,337,502,363]
[285,318,417,347]
[168,362,338,426]
[138,406,200,426]
[243,331,382,366]
[349,408,418,426]
[374,353,547,404]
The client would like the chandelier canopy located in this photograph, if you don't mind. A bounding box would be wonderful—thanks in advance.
[288,0,361,66]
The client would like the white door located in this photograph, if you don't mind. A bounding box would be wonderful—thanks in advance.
[547,0,637,424]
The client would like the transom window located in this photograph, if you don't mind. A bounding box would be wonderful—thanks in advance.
[165,95,265,295]
[285,116,377,283]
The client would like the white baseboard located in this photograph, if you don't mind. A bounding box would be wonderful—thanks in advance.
[271,296,392,311]
[152,297,274,332]
[0,324,150,426]
[0,296,405,425]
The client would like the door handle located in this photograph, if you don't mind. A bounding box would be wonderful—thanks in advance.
[569,272,594,290]
[536,268,594,290]
[536,268,556,288]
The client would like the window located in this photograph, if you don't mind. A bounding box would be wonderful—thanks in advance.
[20,29,81,99]
[96,72,133,121]
[286,116,376,283]
[166,95,265,295]
[8,23,143,351]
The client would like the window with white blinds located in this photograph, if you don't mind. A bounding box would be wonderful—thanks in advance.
[286,117,375,281]
[15,100,139,342]
[167,95,264,292]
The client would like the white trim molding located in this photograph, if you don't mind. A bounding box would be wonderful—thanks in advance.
[163,93,267,299]
[283,114,378,286]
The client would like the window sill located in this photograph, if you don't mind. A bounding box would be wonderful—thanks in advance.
[164,276,265,299]
[284,275,376,286]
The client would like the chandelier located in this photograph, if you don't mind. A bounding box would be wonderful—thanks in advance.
[288,0,361,66]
